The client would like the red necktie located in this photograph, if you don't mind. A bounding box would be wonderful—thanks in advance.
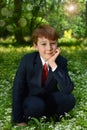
[41,63,48,86]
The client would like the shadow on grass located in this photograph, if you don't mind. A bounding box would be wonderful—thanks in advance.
[0,41,33,48]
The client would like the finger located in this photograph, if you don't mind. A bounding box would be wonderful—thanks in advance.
[54,48,60,56]
[56,48,61,53]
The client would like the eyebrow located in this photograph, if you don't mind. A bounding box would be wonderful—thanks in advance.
[40,40,56,43]
[50,41,56,43]
[39,41,47,44]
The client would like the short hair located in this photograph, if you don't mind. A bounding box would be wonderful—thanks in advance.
[32,24,58,44]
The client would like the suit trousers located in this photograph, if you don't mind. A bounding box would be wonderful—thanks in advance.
[23,92,75,121]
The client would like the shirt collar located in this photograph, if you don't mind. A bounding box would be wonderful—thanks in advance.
[40,57,49,69]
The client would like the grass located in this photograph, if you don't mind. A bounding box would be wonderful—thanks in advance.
[0,41,87,130]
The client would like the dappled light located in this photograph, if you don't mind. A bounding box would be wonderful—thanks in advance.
[64,1,79,15]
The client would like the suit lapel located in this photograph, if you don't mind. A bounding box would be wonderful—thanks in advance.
[45,67,53,86]
[33,52,53,87]
[33,53,42,87]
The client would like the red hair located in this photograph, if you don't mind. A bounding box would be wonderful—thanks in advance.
[32,24,58,44]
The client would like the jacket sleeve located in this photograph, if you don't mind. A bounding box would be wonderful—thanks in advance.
[12,55,28,123]
[53,57,74,94]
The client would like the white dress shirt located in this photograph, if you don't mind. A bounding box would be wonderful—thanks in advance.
[40,57,57,72]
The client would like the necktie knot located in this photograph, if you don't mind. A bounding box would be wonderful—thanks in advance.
[41,63,48,86]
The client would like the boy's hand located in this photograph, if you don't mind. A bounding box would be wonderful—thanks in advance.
[48,48,60,70]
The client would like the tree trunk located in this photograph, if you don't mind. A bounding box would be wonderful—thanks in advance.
[13,0,25,44]
[0,0,6,8]
[29,0,44,35]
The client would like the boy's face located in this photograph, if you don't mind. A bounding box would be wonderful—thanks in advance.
[34,37,57,61]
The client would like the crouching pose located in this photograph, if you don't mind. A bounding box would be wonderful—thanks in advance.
[12,24,75,126]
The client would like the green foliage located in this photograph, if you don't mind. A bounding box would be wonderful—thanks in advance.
[0,0,86,45]
[58,29,87,46]
[47,0,86,38]
[0,40,87,129]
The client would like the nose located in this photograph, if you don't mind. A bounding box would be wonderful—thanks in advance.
[46,44,52,51]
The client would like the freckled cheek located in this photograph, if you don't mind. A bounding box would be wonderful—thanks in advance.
[54,45,57,49]
[52,47,57,52]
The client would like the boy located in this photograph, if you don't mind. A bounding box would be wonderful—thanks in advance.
[12,24,75,126]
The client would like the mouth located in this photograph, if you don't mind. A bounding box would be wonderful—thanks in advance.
[45,53,54,59]
[46,52,54,54]
[47,52,55,56]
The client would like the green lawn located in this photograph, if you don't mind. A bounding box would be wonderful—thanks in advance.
[0,42,87,130]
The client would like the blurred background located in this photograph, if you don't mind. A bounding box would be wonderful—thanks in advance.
[0,0,87,46]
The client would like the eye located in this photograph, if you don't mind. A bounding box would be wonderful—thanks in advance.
[41,43,46,46]
[50,42,56,45]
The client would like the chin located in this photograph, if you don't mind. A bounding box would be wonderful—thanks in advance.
[43,54,53,61]
[45,56,51,61]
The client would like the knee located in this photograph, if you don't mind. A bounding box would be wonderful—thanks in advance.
[23,97,45,118]
[62,94,75,112]
[52,92,75,110]
[69,94,76,109]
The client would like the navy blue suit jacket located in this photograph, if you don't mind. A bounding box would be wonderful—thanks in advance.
[12,52,74,123]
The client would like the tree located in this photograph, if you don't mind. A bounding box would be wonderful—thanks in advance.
[0,0,86,45]
[13,0,47,44]
[13,0,25,43]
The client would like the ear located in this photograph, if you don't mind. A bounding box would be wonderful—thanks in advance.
[34,43,38,51]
